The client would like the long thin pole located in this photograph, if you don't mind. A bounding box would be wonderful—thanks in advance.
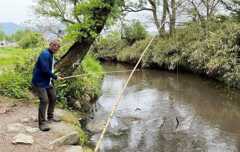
[62,69,141,80]
[94,36,155,152]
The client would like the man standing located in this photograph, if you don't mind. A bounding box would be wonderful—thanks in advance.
[32,40,63,131]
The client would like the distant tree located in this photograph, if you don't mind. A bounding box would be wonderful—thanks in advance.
[11,30,26,42]
[183,0,222,23]
[11,30,45,49]
[123,0,184,36]
[0,29,6,41]
[124,0,167,35]
[221,0,240,21]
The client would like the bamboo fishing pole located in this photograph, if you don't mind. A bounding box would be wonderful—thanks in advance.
[62,69,141,80]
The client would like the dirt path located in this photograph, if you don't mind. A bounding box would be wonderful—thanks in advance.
[0,96,87,152]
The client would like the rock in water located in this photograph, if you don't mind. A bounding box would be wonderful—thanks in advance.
[65,146,83,152]
[12,133,34,145]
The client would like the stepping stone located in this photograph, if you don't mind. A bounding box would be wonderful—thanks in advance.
[7,123,25,133]
[49,131,79,146]
[12,133,34,145]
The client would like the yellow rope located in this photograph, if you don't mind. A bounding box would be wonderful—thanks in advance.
[94,36,155,152]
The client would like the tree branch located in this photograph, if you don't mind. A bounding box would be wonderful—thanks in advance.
[50,0,76,24]
[73,0,82,23]
[123,7,153,12]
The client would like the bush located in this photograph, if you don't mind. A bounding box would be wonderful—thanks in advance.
[93,32,127,60]
[0,59,34,98]
[0,47,40,98]
[0,71,29,98]
[11,30,46,49]
[95,20,240,88]
[56,55,104,111]
[122,20,148,45]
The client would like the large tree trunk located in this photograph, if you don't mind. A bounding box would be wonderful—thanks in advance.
[56,0,115,76]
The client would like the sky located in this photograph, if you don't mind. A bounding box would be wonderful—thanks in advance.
[0,0,35,24]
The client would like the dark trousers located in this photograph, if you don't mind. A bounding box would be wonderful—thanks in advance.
[32,85,56,126]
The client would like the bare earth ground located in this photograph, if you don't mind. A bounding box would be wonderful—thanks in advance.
[0,96,83,152]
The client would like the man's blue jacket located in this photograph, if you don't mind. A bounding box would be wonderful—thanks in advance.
[32,49,57,88]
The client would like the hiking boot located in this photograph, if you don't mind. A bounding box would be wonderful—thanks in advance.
[48,117,61,123]
[39,123,50,131]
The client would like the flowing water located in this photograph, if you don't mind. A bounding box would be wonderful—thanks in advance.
[87,63,240,152]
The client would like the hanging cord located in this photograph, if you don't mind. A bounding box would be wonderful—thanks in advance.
[62,70,141,80]
[94,36,155,152]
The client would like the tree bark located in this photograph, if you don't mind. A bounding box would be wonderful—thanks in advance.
[148,0,162,35]
[55,0,115,76]
[170,0,176,35]
[160,0,169,34]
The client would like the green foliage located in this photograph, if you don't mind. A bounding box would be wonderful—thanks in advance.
[11,30,45,49]
[93,31,126,59]
[0,47,104,102]
[0,29,6,41]
[56,55,104,110]
[95,21,240,88]
[122,20,148,45]
[0,71,29,98]
[117,37,152,63]
[0,47,40,98]
[36,0,118,43]
[0,47,39,71]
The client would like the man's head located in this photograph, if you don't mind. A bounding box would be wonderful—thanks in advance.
[49,39,60,53]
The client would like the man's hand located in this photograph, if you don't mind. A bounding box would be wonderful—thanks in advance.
[57,76,64,80]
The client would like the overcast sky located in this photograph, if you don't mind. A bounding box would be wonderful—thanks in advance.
[0,0,35,24]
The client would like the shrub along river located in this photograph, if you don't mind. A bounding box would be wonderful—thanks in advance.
[87,63,240,152]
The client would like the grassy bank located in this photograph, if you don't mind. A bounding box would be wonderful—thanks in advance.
[0,47,104,107]
[0,47,103,151]
[95,21,240,88]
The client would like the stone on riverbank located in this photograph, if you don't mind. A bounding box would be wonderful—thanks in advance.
[65,146,83,152]
[12,133,34,145]
[49,131,79,146]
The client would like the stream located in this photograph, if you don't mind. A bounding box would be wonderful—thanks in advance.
[87,63,240,152]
